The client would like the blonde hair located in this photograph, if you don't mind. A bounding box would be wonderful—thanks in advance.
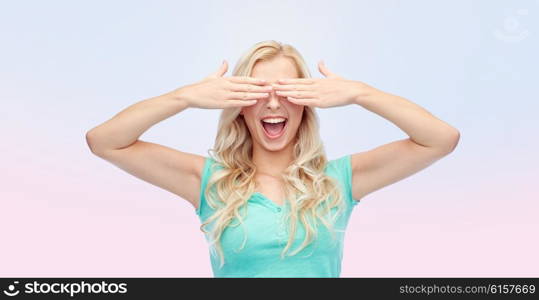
[201,40,346,268]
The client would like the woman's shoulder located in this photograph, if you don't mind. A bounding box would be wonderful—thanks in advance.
[199,156,227,185]
[325,154,351,174]
[325,154,360,207]
[196,156,225,216]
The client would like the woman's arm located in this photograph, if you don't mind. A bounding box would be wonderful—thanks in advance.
[350,85,460,201]
[85,91,206,207]
[357,87,460,151]
[85,61,272,208]
[86,92,188,153]
[269,61,460,202]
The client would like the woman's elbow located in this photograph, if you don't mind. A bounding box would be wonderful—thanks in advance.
[85,130,106,156]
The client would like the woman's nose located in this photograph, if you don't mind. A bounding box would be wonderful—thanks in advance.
[266,90,281,109]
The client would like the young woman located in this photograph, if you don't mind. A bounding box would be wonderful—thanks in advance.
[86,40,460,278]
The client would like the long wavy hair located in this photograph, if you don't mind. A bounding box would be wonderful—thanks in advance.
[201,40,346,268]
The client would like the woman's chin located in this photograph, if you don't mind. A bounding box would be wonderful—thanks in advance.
[258,134,289,152]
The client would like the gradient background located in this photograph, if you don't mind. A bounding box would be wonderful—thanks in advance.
[1,0,537,277]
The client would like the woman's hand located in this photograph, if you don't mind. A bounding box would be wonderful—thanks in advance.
[271,60,373,108]
[170,60,274,109]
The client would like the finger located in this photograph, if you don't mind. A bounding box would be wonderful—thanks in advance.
[271,83,310,91]
[277,78,315,85]
[224,99,258,107]
[275,90,316,98]
[286,97,317,106]
[228,76,267,85]
[229,83,274,93]
[227,92,270,100]
[209,60,228,78]
[318,60,341,78]
[318,60,332,77]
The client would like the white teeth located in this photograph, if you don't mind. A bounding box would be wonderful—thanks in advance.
[261,117,286,124]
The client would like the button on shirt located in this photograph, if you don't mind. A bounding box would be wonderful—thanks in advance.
[195,155,360,277]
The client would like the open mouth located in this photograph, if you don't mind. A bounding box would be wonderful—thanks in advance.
[260,118,288,139]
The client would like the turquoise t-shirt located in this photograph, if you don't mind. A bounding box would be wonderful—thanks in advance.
[195,155,360,277]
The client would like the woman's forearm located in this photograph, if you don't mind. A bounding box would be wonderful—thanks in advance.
[86,91,188,154]
[355,84,460,151]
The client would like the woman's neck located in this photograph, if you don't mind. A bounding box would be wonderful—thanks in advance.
[252,142,295,176]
